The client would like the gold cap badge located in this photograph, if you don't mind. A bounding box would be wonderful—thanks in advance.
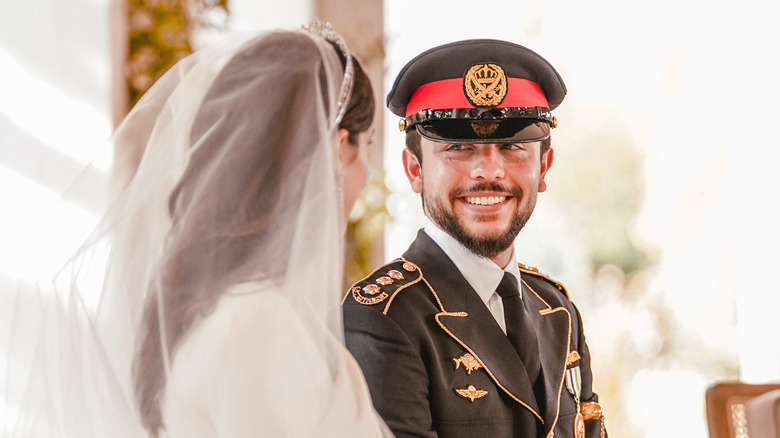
[463,63,507,107]
[455,385,488,402]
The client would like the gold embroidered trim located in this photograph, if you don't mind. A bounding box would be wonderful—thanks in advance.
[381,259,425,314]
[435,311,543,422]
[518,262,569,297]
[351,286,388,305]
[382,258,447,315]
[342,259,419,307]
[521,279,573,436]
[343,260,402,305]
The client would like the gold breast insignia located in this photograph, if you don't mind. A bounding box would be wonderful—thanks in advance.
[452,352,483,374]
[455,385,488,402]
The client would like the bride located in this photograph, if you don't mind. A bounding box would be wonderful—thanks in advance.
[5,22,390,437]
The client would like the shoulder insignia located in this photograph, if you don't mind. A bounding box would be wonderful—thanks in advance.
[517,262,570,298]
[345,259,422,306]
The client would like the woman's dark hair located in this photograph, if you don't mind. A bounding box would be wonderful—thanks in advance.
[333,45,375,144]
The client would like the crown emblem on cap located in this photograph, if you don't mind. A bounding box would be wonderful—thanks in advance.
[463,63,507,107]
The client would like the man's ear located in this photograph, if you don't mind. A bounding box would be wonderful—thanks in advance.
[402,148,423,194]
[538,147,554,192]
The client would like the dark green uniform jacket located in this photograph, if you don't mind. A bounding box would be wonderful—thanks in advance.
[343,230,605,438]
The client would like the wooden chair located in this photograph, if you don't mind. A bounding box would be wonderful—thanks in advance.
[745,388,780,437]
[706,381,780,438]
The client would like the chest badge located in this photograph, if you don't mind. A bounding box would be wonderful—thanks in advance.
[455,385,488,402]
[452,352,483,374]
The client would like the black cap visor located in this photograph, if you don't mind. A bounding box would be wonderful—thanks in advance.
[416,118,550,144]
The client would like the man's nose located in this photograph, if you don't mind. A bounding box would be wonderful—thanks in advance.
[470,146,505,180]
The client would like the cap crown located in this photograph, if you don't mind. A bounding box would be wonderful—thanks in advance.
[387,39,566,117]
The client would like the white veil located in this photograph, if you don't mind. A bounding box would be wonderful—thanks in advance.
[5,24,368,437]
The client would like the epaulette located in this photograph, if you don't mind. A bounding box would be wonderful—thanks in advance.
[517,262,570,298]
[343,259,423,307]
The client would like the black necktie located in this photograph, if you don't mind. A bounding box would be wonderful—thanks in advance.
[496,272,541,384]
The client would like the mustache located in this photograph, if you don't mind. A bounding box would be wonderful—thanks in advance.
[450,182,522,201]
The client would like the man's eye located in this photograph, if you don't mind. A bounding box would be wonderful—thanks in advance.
[500,143,523,150]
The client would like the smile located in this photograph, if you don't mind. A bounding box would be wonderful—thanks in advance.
[464,196,507,206]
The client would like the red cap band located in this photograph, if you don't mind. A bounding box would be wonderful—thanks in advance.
[405,78,549,118]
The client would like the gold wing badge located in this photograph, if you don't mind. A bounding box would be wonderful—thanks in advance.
[455,385,488,402]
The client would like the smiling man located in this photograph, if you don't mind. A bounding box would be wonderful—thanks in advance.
[343,39,606,438]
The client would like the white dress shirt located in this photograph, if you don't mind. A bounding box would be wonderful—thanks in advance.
[424,220,522,334]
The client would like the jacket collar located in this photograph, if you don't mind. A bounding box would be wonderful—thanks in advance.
[403,230,571,430]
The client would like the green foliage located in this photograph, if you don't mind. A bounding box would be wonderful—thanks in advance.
[345,173,390,288]
[127,0,229,108]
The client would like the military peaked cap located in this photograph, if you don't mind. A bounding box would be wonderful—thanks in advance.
[387,39,567,143]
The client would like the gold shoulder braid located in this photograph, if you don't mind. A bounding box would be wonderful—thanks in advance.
[345,259,421,306]
[517,262,569,298]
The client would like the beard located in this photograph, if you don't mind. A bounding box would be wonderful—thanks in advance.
[424,181,534,259]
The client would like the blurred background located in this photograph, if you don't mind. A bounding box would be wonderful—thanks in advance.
[2,0,779,436]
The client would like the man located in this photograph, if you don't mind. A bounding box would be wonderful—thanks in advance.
[343,39,606,438]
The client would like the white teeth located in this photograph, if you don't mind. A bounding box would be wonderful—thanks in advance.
[465,196,506,206]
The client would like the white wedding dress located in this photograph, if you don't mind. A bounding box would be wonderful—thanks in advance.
[163,282,386,437]
[4,25,391,438]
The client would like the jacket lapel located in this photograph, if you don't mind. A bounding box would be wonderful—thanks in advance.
[521,279,572,434]
[403,231,542,420]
